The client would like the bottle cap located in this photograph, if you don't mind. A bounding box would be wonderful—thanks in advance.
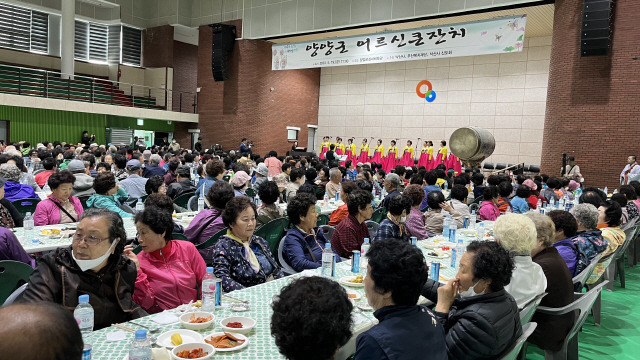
[325,243,331,249]
[206,267,213,273]
[363,238,370,243]
[26,212,31,216]
[78,294,89,303]
[138,198,142,202]
[135,329,147,339]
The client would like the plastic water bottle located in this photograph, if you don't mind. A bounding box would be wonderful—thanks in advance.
[558,197,566,210]
[476,222,485,241]
[456,238,466,260]
[537,199,542,210]
[321,243,335,277]
[43,183,51,194]
[74,295,94,360]
[323,192,329,207]
[23,212,34,230]
[443,214,450,237]
[197,195,205,212]
[135,199,144,213]
[450,245,457,268]
[129,329,152,360]
[505,206,512,214]
[448,223,457,243]
[360,238,370,274]
[469,210,477,230]
[549,198,555,208]
[201,267,215,312]
[444,181,448,191]
[335,189,340,201]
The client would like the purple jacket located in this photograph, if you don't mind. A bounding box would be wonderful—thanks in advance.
[3,181,37,202]
[33,196,84,226]
[184,209,225,264]
[553,238,577,276]
[0,227,34,267]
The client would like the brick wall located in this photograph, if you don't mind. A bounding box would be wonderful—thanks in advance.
[194,21,321,157]
[143,26,174,68]
[542,0,640,189]
[173,41,198,113]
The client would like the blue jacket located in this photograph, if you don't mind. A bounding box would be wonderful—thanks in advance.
[355,305,448,360]
[510,196,530,213]
[142,164,166,178]
[3,181,37,202]
[282,226,330,272]
[373,218,409,242]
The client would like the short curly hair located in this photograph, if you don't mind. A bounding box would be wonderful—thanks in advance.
[570,203,599,230]
[524,212,556,247]
[403,184,425,206]
[466,240,515,292]
[387,194,411,216]
[287,193,317,226]
[347,189,373,216]
[143,193,174,214]
[271,276,352,360]
[207,181,235,210]
[601,200,622,227]
[366,239,428,305]
[47,170,76,190]
[494,213,538,255]
[93,172,117,195]
[134,206,174,241]
[548,210,578,238]
[450,184,468,202]
[258,181,280,205]
[205,159,225,178]
[144,175,165,194]
[222,196,257,227]
[289,167,305,183]
[619,185,637,201]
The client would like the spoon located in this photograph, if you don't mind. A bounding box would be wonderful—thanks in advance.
[129,321,160,333]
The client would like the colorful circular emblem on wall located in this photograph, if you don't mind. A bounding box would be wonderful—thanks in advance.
[416,80,436,102]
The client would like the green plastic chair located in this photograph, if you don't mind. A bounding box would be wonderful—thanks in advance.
[172,233,189,241]
[0,260,34,304]
[174,192,195,209]
[254,218,285,258]
[371,207,387,223]
[196,227,228,250]
[316,214,330,227]
[77,195,91,209]
[11,198,41,218]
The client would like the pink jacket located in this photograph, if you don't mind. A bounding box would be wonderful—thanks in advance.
[479,200,500,221]
[33,196,84,226]
[265,157,283,177]
[133,239,206,314]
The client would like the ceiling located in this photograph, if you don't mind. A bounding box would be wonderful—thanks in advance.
[270,3,555,44]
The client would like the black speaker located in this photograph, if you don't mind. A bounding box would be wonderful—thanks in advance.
[581,0,614,57]
[210,24,236,81]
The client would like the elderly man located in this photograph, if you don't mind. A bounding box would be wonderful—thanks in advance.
[381,173,401,209]
[326,168,343,199]
[167,165,196,199]
[142,154,166,178]
[118,160,148,199]
[67,159,95,197]
[621,155,640,185]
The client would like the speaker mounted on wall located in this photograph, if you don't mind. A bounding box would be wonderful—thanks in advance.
[210,24,237,81]
[581,0,615,57]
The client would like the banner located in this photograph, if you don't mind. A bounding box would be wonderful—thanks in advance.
[272,15,527,70]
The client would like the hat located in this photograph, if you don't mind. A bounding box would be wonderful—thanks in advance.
[89,143,98,148]
[126,159,142,171]
[176,165,191,177]
[237,157,248,165]
[522,179,537,191]
[256,163,269,177]
[231,171,251,187]
[67,159,86,173]
[568,180,580,192]
[0,177,7,188]
[356,162,363,167]
[143,150,152,160]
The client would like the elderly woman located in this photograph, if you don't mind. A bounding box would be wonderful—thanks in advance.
[317,166,330,199]
[478,185,500,221]
[547,210,581,276]
[331,189,374,259]
[424,191,463,236]
[184,181,235,264]
[86,172,132,218]
[34,171,84,226]
[619,185,640,222]
[587,200,625,284]
[0,177,23,228]
[195,159,225,197]
[328,181,357,226]
[570,203,608,261]
[285,167,305,201]
[373,194,412,242]
[0,163,37,202]
[526,212,575,352]
[123,207,206,314]
[17,209,146,329]
[494,213,547,308]
[256,181,285,228]
[356,240,447,359]
[144,175,167,195]
[403,184,428,239]
[421,241,522,359]
[282,193,334,272]
[212,197,283,292]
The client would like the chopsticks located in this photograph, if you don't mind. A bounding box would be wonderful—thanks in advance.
[112,323,136,333]
[223,295,249,304]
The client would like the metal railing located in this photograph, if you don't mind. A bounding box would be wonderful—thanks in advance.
[0,63,198,113]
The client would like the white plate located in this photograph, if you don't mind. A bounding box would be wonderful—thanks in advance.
[156,329,203,349]
[356,302,374,311]
[346,290,362,301]
[339,275,364,287]
[204,332,249,352]
[425,251,451,259]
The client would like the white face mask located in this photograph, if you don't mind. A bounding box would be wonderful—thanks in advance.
[458,280,485,299]
[72,239,118,272]
[401,216,407,223]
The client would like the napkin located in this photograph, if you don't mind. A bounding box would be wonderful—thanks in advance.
[106,330,126,342]
[152,348,171,360]
[151,311,179,325]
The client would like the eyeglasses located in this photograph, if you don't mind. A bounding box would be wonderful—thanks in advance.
[73,233,110,246]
